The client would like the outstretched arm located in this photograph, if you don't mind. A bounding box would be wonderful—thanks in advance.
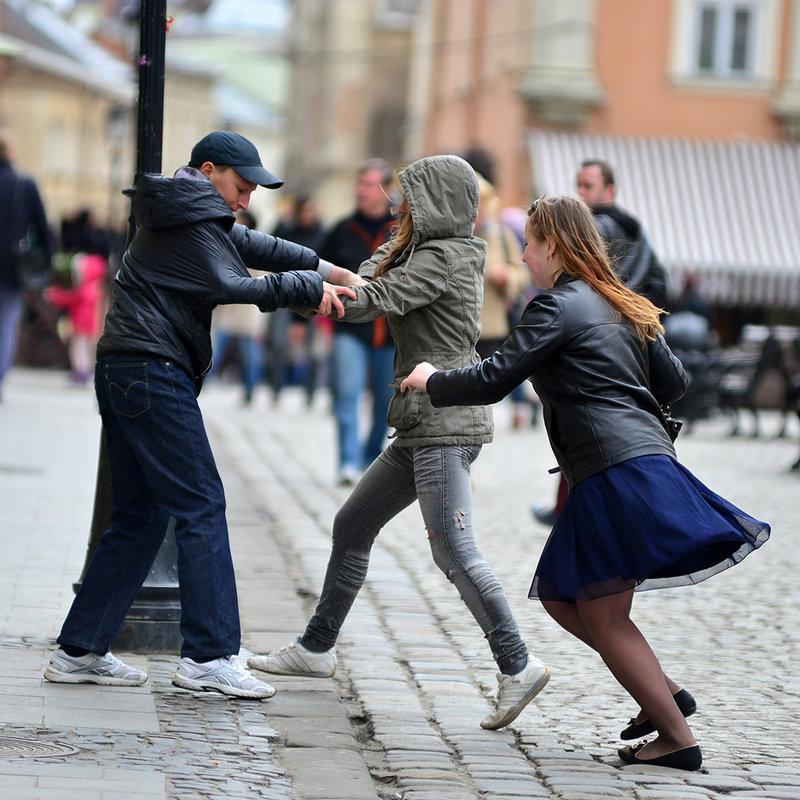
[400,362,438,393]
[318,260,367,288]
[316,282,358,317]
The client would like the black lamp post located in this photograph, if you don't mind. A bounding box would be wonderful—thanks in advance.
[75,0,182,653]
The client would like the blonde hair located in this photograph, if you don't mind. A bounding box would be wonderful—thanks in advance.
[374,190,411,278]
[477,175,500,222]
[527,195,664,341]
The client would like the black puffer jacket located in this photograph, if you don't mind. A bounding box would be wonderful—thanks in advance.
[427,273,688,487]
[97,171,322,391]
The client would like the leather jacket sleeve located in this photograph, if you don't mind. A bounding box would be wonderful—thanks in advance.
[648,332,688,404]
[428,291,564,406]
[228,223,320,272]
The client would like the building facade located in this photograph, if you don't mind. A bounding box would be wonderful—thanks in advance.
[282,0,415,218]
[407,0,800,316]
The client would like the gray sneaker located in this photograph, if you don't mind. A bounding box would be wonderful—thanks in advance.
[172,656,275,699]
[248,640,336,678]
[481,656,550,729]
[44,649,147,686]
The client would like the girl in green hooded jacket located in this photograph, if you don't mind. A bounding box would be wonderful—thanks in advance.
[248,155,550,730]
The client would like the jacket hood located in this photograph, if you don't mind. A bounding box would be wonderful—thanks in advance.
[132,169,235,231]
[397,155,479,245]
[592,204,641,239]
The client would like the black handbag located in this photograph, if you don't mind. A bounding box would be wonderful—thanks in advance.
[10,179,51,291]
[661,405,683,442]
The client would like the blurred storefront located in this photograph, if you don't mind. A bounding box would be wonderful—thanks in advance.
[406,0,800,323]
[528,129,800,315]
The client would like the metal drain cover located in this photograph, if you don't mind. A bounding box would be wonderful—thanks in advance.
[0,736,79,759]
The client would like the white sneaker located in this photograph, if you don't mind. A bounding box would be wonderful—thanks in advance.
[481,656,550,730]
[248,639,336,678]
[171,656,276,699]
[337,466,359,486]
[44,649,147,686]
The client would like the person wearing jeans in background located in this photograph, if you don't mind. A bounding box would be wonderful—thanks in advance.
[44,131,357,699]
[319,159,397,485]
[249,155,550,730]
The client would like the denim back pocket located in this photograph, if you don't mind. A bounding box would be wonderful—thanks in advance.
[107,363,151,418]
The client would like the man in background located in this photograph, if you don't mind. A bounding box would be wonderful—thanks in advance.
[0,137,52,399]
[576,158,667,308]
[320,159,397,486]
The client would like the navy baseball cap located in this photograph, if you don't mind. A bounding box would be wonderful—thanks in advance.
[189,131,283,188]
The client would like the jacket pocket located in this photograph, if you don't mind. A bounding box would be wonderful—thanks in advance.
[107,363,151,418]
[387,387,422,431]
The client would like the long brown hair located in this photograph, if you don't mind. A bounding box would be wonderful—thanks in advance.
[374,194,413,278]
[527,195,664,341]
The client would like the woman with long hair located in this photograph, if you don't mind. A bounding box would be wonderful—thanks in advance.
[401,194,769,769]
[248,155,550,729]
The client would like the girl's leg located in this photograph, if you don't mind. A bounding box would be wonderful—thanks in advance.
[301,444,419,651]
[415,444,528,673]
[576,591,695,757]
[542,599,683,721]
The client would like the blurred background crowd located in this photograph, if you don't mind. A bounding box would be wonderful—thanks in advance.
[1,0,799,475]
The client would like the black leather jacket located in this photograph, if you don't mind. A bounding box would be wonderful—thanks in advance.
[97,170,322,391]
[427,273,688,487]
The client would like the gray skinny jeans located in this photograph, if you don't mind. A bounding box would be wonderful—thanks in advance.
[301,441,529,672]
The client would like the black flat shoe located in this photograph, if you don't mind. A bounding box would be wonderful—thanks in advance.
[618,742,703,771]
[620,688,696,740]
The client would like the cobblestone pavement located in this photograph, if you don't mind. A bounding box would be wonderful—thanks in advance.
[1,368,799,799]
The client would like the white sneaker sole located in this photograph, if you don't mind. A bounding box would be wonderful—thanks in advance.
[247,656,335,678]
[44,666,147,686]
[171,672,275,699]
[481,667,551,730]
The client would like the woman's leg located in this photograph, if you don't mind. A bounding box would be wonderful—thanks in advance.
[415,444,528,673]
[301,443,419,651]
[542,599,683,719]
[576,591,695,757]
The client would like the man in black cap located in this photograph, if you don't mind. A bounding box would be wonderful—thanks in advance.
[44,131,358,700]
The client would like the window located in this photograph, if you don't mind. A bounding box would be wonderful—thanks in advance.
[693,1,759,77]
[375,0,418,30]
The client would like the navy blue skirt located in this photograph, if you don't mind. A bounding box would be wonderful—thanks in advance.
[530,455,770,602]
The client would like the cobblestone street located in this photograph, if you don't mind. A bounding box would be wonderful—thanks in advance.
[1,368,798,799]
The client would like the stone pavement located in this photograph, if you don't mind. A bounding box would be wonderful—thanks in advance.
[1,366,798,800]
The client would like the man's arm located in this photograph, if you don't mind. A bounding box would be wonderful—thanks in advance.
[229,223,319,272]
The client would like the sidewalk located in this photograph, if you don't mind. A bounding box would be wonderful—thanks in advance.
[1,367,798,800]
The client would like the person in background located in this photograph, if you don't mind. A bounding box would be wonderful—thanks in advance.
[319,159,397,485]
[0,137,52,400]
[47,210,110,384]
[209,209,266,404]
[474,177,531,429]
[268,194,328,406]
[43,131,356,699]
[248,156,550,731]
[533,158,668,527]
[401,194,769,770]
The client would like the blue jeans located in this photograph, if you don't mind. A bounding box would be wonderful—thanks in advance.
[301,442,529,672]
[58,356,240,660]
[0,287,23,391]
[330,332,394,469]
[211,330,263,396]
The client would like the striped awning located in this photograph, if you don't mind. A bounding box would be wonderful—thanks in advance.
[527,129,800,308]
